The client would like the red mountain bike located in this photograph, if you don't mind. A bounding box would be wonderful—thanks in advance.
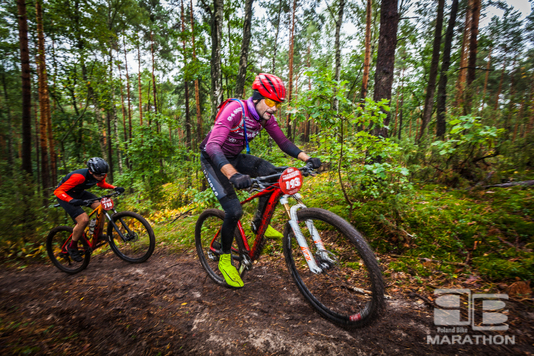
[47,192,155,274]
[195,165,384,328]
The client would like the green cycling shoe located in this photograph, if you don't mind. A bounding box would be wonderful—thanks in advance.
[264,225,283,239]
[218,253,244,288]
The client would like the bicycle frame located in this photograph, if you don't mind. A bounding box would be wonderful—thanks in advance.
[59,194,133,253]
[218,167,327,274]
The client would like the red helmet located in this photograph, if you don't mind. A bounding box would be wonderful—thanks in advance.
[252,73,286,102]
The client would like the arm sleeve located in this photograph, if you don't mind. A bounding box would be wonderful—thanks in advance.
[54,174,85,202]
[204,102,244,170]
[264,118,302,159]
[97,178,115,189]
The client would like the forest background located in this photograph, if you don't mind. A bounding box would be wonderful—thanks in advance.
[1,0,533,288]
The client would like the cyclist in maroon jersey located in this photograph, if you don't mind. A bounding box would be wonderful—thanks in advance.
[200,73,321,287]
[54,157,125,262]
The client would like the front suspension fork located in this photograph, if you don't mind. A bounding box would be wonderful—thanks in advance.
[105,210,132,242]
[281,194,327,274]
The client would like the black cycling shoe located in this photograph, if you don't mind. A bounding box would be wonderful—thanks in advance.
[67,245,83,262]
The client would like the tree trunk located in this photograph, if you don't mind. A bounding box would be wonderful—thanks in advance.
[190,0,203,145]
[117,59,128,143]
[150,31,158,114]
[36,0,54,191]
[1,70,15,167]
[504,57,517,135]
[272,0,283,72]
[372,0,399,138]
[494,59,507,111]
[138,41,143,125]
[17,0,33,176]
[393,67,404,138]
[234,0,254,99]
[464,0,481,112]
[286,0,297,140]
[361,0,372,100]
[455,0,472,107]
[204,0,224,121]
[466,0,481,87]
[435,0,458,138]
[123,38,132,141]
[333,0,345,112]
[481,47,492,108]
[37,0,56,185]
[181,0,191,148]
[418,0,445,142]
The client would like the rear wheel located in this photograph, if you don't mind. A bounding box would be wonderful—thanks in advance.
[283,208,384,328]
[195,209,247,287]
[107,211,155,263]
[46,226,90,274]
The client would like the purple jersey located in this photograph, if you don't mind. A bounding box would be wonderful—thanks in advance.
[200,97,301,170]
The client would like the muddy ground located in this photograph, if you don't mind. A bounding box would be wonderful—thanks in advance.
[0,249,532,355]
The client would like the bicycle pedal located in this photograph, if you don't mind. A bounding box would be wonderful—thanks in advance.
[207,249,220,261]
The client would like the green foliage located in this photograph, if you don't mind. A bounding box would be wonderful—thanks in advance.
[426,115,505,186]
[0,169,63,261]
[292,69,412,203]
[116,113,177,211]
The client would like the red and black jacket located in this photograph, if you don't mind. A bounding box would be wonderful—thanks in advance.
[54,168,115,203]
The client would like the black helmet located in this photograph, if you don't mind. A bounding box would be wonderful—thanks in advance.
[87,157,109,175]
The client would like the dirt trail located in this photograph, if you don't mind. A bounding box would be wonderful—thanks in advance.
[0,250,531,355]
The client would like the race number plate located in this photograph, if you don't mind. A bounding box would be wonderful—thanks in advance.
[101,197,114,210]
[279,167,303,195]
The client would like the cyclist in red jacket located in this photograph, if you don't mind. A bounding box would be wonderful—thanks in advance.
[54,157,125,262]
[200,73,321,287]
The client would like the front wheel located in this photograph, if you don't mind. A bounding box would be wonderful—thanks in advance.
[46,226,91,274]
[107,211,155,263]
[283,208,384,328]
[195,209,247,287]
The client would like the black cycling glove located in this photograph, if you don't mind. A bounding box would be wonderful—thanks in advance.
[306,157,322,169]
[115,187,125,194]
[229,173,252,189]
[69,199,84,206]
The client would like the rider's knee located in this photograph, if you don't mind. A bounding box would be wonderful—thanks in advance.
[76,214,89,226]
[225,200,243,222]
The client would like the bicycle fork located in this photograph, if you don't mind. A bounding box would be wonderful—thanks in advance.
[105,210,135,242]
[281,194,333,274]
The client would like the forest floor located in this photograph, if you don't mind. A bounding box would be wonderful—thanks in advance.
[0,248,533,356]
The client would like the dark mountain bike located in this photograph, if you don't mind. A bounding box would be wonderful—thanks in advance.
[47,192,155,274]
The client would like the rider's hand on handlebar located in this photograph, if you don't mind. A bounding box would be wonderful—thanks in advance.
[229,172,252,189]
[82,200,93,207]
[306,157,322,169]
[114,186,125,194]
[69,199,84,206]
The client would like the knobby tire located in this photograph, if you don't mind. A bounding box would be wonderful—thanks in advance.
[283,208,384,328]
[195,209,247,287]
[46,226,91,274]
[107,211,155,263]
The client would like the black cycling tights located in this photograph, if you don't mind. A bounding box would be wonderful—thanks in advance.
[201,153,277,254]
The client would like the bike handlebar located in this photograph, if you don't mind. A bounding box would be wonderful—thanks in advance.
[53,191,124,208]
[250,164,316,190]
